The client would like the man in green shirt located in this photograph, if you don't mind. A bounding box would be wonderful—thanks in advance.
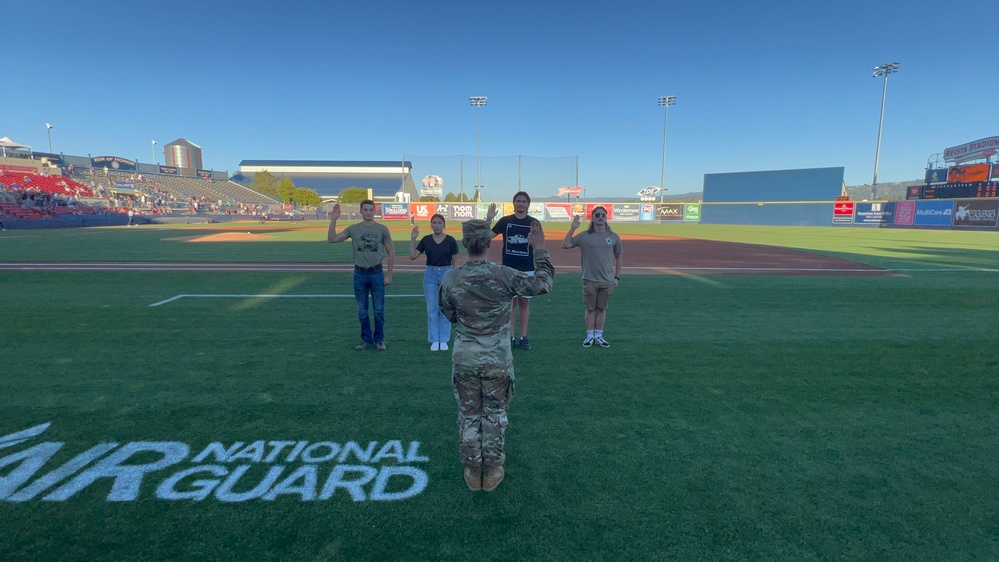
[328,199,395,351]
[561,205,622,348]
[439,219,554,492]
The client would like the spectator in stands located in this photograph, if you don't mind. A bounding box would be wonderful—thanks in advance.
[327,200,395,352]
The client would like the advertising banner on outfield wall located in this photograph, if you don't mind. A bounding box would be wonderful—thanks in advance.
[382,203,409,219]
[410,203,434,220]
[655,204,684,221]
[914,200,954,226]
[640,204,656,221]
[832,202,855,224]
[854,202,895,225]
[449,203,476,221]
[895,201,915,225]
[684,204,701,222]
[158,165,178,175]
[545,204,571,220]
[585,204,613,220]
[612,204,641,222]
[953,199,999,227]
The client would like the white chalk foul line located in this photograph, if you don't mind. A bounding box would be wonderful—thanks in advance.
[149,294,425,307]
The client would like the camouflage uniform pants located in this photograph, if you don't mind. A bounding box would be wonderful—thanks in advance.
[453,363,515,469]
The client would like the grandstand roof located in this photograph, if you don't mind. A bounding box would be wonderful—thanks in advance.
[234,160,417,199]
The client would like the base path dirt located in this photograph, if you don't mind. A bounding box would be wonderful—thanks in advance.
[2,229,891,276]
[494,235,892,276]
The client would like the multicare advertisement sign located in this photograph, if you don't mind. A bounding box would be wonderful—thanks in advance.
[913,200,954,226]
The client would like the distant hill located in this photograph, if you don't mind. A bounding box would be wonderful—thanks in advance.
[844,180,923,201]
[537,183,923,203]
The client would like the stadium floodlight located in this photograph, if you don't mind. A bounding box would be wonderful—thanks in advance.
[45,123,53,153]
[151,140,157,165]
[658,96,676,203]
[871,61,899,200]
[470,96,487,201]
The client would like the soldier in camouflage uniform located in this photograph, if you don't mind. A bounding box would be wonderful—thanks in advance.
[439,218,554,492]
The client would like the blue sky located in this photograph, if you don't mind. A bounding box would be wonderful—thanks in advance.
[6,0,998,198]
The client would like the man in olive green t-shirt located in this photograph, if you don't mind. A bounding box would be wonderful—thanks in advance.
[328,199,395,351]
[560,205,622,348]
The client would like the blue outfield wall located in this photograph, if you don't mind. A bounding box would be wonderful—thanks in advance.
[700,203,836,226]
[703,167,845,203]
[701,167,845,226]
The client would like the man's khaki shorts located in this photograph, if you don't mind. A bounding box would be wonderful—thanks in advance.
[582,279,616,310]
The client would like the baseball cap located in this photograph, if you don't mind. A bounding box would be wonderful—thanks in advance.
[462,219,493,241]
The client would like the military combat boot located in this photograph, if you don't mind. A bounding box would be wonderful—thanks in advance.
[463,466,481,491]
[482,466,505,492]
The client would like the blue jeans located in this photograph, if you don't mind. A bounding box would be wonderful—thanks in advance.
[354,269,385,344]
[423,265,452,343]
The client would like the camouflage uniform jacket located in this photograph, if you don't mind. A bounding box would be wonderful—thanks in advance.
[439,249,554,366]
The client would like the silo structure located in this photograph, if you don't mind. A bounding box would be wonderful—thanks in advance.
[164,138,203,171]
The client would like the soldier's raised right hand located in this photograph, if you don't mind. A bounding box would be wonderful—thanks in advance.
[528,220,545,250]
[330,204,341,220]
[411,225,419,240]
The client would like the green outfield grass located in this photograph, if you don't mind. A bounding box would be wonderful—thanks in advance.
[2,222,999,560]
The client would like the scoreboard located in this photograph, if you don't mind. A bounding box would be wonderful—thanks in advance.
[911,181,999,200]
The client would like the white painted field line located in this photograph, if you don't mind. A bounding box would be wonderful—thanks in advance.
[149,294,424,307]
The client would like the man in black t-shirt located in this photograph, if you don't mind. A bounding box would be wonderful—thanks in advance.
[487,191,539,350]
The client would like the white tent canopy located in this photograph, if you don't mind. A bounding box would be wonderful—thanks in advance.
[0,136,32,157]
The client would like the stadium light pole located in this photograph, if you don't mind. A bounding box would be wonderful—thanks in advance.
[871,61,899,200]
[151,140,157,165]
[658,96,676,204]
[470,96,487,201]
[45,123,53,153]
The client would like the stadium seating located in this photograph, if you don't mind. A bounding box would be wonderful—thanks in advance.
[0,172,93,197]
[74,169,277,212]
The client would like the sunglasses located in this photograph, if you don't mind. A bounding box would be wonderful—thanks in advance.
[592,212,606,218]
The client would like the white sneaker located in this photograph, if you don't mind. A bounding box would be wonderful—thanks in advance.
[440,342,449,351]
[595,336,610,348]
[582,337,594,348]
[430,342,440,351]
